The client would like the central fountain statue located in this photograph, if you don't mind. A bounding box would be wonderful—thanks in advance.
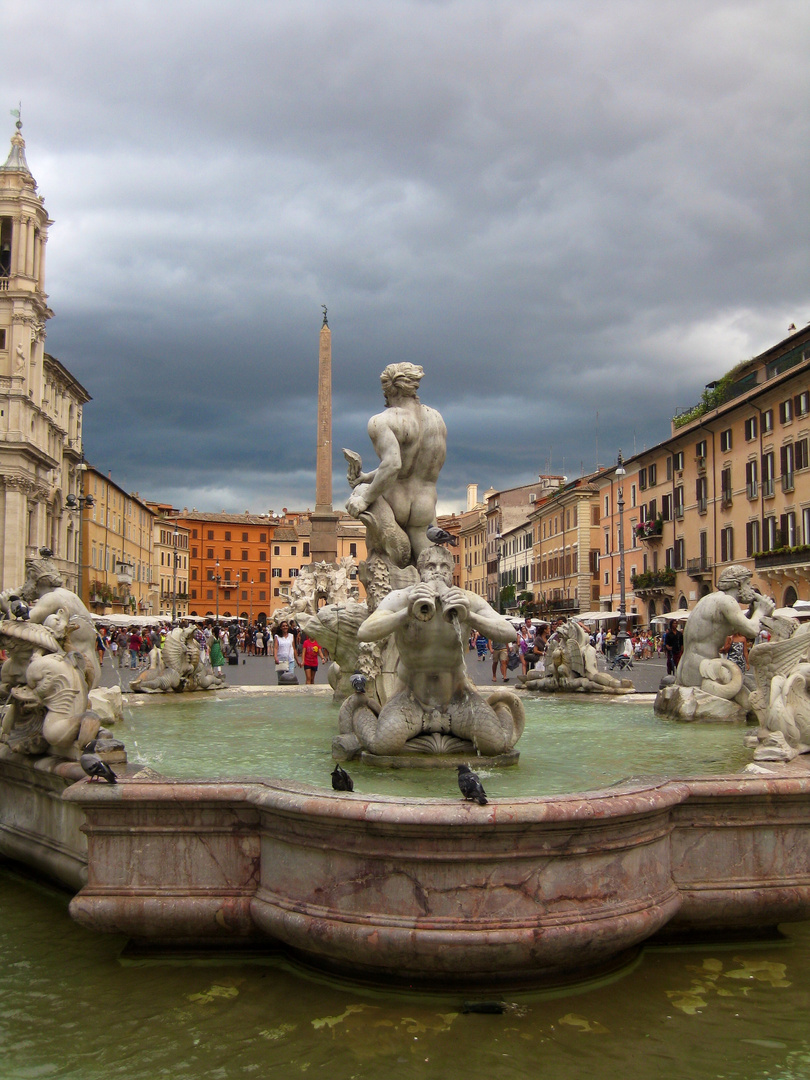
[335,363,524,762]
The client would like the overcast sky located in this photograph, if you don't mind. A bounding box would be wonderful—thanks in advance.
[4,0,809,515]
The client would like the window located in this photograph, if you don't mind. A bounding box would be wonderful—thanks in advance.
[796,391,810,417]
[648,463,657,486]
[206,548,213,559]
[746,519,761,557]
[303,543,310,557]
[630,484,637,508]
[764,515,778,550]
[781,444,795,491]
[192,529,198,539]
[804,507,810,545]
[191,568,197,580]
[191,547,197,558]
[207,530,214,540]
[674,538,685,569]
[207,569,214,580]
[763,409,774,434]
[260,533,266,543]
[720,429,732,453]
[242,532,248,542]
[745,459,758,498]
[272,568,282,577]
[638,468,647,491]
[721,467,732,505]
[762,451,775,496]
[242,550,248,560]
[666,457,672,482]
[744,417,758,441]
[674,486,684,518]
[274,546,280,556]
[259,550,266,561]
[781,511,797,547]
[259,571,266,582]
[349,543,357,557]
[225,531,231,541]
[223,570,231,581]
[779,399,793,425]
[291,546,297,556]
[604,494,610,516]
[206,589,214,600]
[720,526,734,562]
[673,450,684,472]
[796,438,809,472]
[696,439,707,459]
[661,494,672,521]
[224,549,231,560]
[696,476,708,513]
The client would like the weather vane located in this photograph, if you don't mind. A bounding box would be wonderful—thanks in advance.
[321,304,328,328]
[10,103,22,131]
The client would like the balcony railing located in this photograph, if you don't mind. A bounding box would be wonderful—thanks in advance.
[687,557,712,578]
[721,489,733,508]
[630,568,676,592]
[697,498,707,515]
[782,472,795,492]
[746,482,758,499]
[762,479,775,497]
[754,546,810,570]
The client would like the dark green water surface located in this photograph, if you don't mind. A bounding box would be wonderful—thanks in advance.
[2,865,810,1080]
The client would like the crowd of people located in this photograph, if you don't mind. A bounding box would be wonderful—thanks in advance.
[93,618,328,685]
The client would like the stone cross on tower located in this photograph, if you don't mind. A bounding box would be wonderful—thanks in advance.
[309,306,338,563]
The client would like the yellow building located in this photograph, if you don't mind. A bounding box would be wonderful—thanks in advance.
[529,476,602,620]
[82,468,156,615]
[145,503,190,619]
[595,325,810,621]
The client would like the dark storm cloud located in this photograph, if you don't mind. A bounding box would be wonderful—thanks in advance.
[4,0,809,511]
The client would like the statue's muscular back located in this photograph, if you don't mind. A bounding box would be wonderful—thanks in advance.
[368,400,446,531]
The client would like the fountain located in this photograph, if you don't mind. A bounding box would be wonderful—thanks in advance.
[2,371,810,994]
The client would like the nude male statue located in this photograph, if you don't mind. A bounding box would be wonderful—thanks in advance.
[676,564,774,688]
[350,546,523,756]
[344,362,446,568]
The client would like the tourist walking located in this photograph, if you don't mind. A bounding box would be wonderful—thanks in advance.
[209,626,225,679]
[273,621,300,674]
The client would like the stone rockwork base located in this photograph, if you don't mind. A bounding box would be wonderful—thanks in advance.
[4,754,810,990]
[654,684,749,722]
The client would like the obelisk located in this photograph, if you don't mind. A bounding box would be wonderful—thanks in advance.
[309,305,339,563]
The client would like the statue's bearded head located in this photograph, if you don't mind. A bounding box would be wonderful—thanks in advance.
[380,363,424,405]
[717,564,757,601]
[417,545,454,586]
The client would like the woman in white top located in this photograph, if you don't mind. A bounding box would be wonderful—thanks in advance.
[273,621,300,673]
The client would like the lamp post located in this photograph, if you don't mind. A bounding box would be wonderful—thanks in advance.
[171,531,180,622]
[65,479,94,602]
[495,532,503,612]
[615,450,628,658]
[214,560,221,626]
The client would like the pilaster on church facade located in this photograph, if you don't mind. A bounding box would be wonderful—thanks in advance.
[0,121,91,592]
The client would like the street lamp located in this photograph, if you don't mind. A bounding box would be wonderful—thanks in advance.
[171,531,180,622]
[65,484,94,602]
[495,532,503,612]
[615,450,628,657]
[214,560,221,625]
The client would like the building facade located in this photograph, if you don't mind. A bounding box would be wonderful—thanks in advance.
[0,122,90,593]
[595,326,810,620]
[529,476,602,621]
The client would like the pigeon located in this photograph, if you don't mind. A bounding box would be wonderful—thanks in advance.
[457,764,487,805]
[426,525,458,547]
[350,673,367,694]
[80,740,117,784]
[331,764,354,791]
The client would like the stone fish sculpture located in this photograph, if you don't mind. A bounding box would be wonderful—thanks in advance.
[518,618,633,695]
[129,626,226,693]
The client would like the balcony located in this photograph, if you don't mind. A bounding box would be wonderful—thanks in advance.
[634,519,663,543]
[755,545,810,571]
[630,568,676,596]
[545,597,579,613]
[687,557,712,579]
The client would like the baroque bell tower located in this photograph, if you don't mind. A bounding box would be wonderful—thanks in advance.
[0,116,90,591]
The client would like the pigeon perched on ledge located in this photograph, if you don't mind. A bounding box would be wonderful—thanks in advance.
[80,740,117,784]
[457,764,487,805]
[331,764,354,791]
[426,525,458,546]
[350,673,367,694]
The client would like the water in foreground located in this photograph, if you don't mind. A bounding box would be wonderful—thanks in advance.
[3,863,810,1080]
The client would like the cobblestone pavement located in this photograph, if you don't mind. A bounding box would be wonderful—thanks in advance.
[98,646,669,696]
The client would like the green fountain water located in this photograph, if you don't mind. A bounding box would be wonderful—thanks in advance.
[119,692,752,797]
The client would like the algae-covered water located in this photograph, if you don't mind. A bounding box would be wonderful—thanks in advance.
[118,692,752,797]
[2,863,810,1080]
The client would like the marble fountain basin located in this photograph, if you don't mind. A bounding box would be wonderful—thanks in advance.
[4,691,810,990]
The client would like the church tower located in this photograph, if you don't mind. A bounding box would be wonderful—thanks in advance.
[0,118,90,591]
